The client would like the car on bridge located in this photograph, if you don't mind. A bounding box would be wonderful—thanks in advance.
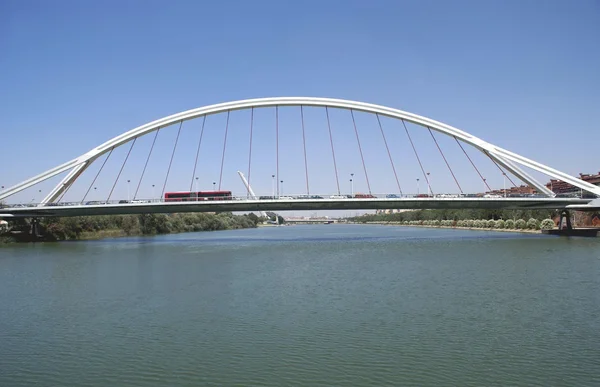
[278,196,294,200]
[329,195,347,199]
[386,194,401,198]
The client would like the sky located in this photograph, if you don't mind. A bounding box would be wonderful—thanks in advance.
[1,0,599,208]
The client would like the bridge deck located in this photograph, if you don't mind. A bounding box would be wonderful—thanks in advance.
[0,198,592,218]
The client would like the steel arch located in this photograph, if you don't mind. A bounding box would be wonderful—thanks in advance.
[1,97,599,203]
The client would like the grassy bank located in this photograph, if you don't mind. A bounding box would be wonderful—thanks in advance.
[359,221,543,234]
[1,212,261,243]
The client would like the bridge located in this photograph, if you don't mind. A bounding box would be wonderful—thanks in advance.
[1,97,598,218]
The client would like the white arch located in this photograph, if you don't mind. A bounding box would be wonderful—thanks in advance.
[1,97,598,203]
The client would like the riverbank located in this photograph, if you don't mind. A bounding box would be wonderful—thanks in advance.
[355,221,545,234]
[1,212,260,243]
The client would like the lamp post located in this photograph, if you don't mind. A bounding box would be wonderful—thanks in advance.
[483,178,487,194]
[350,173,354,197]
[195,177,199,192]
[127,180,131,202]
[213,181,216,191]
[280,180,284,197]
[503,173,507,197]
[271,174,275,199]
[152,184,155,201]
[416,178,420,196]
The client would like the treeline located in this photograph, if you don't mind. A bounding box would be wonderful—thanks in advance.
[381,218,555,231]
[4,212,262,242]
[350,208,558,224]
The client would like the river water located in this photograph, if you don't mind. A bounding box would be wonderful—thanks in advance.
[1,225,599,386]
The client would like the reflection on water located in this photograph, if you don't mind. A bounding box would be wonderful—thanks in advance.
[1,225,599,386]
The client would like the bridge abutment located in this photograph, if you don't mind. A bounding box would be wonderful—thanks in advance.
[543,210,600,237]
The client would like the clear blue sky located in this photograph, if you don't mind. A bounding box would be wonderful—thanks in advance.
[1,0,599,204]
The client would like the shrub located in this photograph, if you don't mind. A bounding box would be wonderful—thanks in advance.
[466,220,474,228]
[495,219,505,229]
[431,220,440,226]
[515,219,526,229]
[504,219,515,229]
[456,220,464,227]
[487,219,496,228]
[540,219,555,230]
[527,218,540,230]
[473,219,483,228]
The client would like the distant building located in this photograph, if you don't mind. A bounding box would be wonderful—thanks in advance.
[375,209,416,215]
[546,172,600,197]
[484,185,536,197]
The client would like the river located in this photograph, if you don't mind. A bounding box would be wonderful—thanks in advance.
[1,225,599,386]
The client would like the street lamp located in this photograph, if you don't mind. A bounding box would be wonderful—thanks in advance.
[280,180,284,196]
[195,177,199,192]
[416,178,420,196]
[271,174,275,199]
[483,178,487,194]
[350,173,354,197]
[127,180,131,202]
[152,184,155,201]
[213,181,216,191]
[503,173,507,197]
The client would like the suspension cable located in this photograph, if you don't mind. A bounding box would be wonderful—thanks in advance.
[190,116,206,191]
[189,116,207,192]
[376,114,402,195]
[454,137,491,192]
[218,111,230,191]
[401,119,432,195]
[161,121,183,198]
[107,138,137,202]
[325,107,341,195]
[483,150,518,187]
[300,106,310,195]
[350,109,371,194]
[81,147,114,204]
[134,128,160,200]
[246,108,254,198]
[428,128,463,194]
[275,106,279,197]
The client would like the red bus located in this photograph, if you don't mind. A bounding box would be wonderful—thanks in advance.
[164,191,233,202]
[354,193,376,199]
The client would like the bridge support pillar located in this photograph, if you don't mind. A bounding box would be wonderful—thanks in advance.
[30,217,41,238]
[558,211,572,231]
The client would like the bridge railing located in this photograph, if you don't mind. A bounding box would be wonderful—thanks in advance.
[0,192,564,209]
